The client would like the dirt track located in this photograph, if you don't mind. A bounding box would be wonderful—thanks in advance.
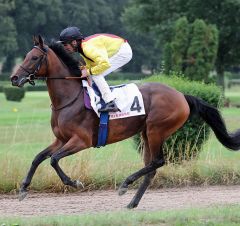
[1,186,240,217]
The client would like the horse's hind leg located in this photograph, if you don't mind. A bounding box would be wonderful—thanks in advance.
[118,130,165,209]
[119,95,189,208]
[118,151,164,198]
[127,170,156,209]
[50,136,86,189]
[19,139,63,201]
[126,132,161,208]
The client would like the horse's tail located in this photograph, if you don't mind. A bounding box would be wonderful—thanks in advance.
[184,95,240,151]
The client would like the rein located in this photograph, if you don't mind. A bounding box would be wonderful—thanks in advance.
[35,76,84,80]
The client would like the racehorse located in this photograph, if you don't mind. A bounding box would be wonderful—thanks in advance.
[10,35,240,209]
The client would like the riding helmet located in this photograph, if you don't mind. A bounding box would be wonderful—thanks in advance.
[59,27,84,42]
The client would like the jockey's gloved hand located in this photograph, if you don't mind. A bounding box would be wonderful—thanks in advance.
[81,67,89,78]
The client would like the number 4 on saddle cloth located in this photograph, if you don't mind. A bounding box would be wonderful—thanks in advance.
[82,80,146,147]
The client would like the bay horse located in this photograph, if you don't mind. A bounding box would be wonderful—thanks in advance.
[11,35,240,209]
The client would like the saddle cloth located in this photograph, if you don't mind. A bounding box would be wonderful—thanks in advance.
[82,80,145,119]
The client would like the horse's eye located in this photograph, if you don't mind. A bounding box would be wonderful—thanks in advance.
[32,56,38,60]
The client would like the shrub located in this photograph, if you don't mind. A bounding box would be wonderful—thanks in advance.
[107,72,149,80]
[0,73,11,81]
[3,86,25,102]
[134,74,223,163]
[0,81,12,92]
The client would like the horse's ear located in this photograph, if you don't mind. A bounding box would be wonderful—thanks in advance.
[38,35,44,48]
[33,35,39,45]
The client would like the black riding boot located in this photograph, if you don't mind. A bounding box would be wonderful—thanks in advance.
[98,100,119,112]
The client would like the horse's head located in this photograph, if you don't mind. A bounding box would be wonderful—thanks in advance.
[11,35,48,87]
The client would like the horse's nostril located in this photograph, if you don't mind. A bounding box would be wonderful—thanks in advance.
[11,76,18,82]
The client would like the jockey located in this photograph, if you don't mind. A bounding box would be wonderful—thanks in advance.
[59,26,133,112]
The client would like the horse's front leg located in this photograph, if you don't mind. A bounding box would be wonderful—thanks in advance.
[50,135,88,189]
[19,139,63,201]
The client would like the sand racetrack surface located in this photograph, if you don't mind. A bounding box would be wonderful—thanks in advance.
[1,185,240,217]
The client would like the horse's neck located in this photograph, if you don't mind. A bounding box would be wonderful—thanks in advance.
[46,51,82,110]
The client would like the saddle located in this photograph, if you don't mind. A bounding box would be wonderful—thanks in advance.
[82,80,145,120]
[82,80,146,147]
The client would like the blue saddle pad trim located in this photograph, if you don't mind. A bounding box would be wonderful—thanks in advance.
[92,82,125,147]
[96,112,109,148]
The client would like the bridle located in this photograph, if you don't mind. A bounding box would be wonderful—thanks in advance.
[20,46,48,86]
[19,45,84,86]
[18,45,86,111]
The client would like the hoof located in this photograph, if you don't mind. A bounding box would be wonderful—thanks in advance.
[73,180,84,189]
[19,190,28,201]
[126,202,138,209]
[118,186,128,196]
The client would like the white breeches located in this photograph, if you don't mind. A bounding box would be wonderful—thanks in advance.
[92,42,132,103]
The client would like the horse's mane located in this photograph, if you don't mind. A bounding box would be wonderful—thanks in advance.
[49,42,82,76]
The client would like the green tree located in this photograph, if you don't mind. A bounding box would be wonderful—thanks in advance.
[13,0,63,54]
[121,1,162,73]
[163,43,172,74]
[0,0,17,72]
[60,0,115,35]
[1,0,63,73]
[0,0,162,74]
[164,17,218,82]
[171,17,190,73]
[185,19,218,82]
[122,0,181,44]
[185,0,240,87]
[122,32,161,73]
[123,0,240,87]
